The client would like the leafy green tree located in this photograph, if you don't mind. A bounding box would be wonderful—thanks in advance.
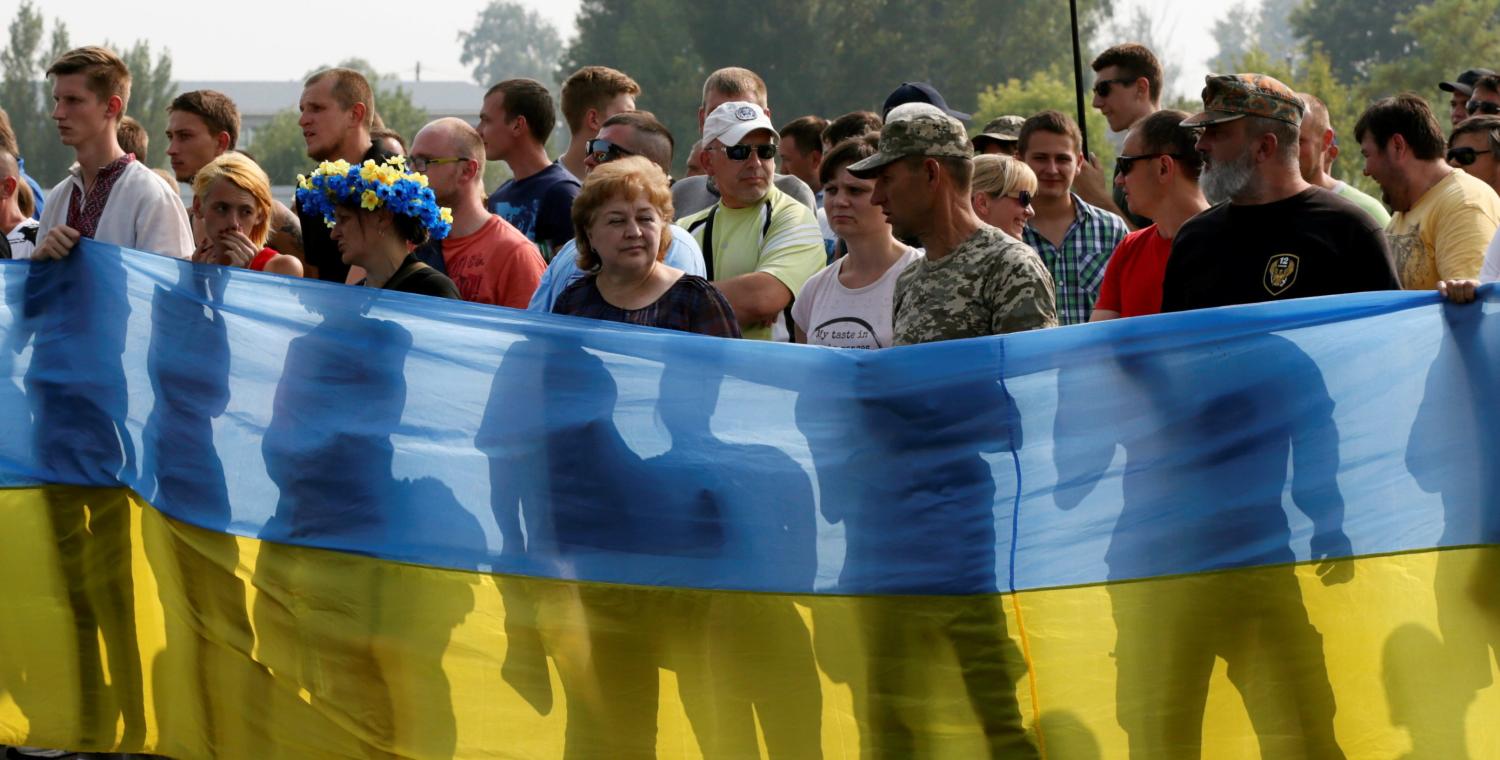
[0,1,73,185]
[561,0,1114,176]
[1364,0,1500,106]
[1290,0,1416,83]
[245,108,307,186]
[116,40,175,170]
[459,1,564,87]
[972,66,1116,166]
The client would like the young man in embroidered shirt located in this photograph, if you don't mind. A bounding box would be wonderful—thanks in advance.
[166,89,303,262]
[35,46,192,260]
[1019,110,1128,325]
[678,102,825,341]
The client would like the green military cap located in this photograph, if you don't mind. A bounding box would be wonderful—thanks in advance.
[848,103,974,177]
[1181,73,1305,128]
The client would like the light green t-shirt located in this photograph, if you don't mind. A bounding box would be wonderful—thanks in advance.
[1332,180,1392,227]
[679,186,826,340]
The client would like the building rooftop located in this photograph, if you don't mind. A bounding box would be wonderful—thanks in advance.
[175,80,486,115]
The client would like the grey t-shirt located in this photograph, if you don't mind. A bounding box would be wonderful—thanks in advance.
[672,173,817,218]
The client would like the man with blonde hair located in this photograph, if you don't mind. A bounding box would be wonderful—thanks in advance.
[36,45,192,260]
[409,117,544,307]
[295,67,387,282]
[558,66,640,179]
[672,67,815,217]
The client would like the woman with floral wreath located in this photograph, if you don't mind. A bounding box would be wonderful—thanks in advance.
[296,156,460,299]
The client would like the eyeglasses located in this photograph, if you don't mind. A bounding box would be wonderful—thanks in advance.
[1115,152,1181,175]
[586,138,637,164]
[1467,99,1500,115]
[1447,146,1494,166]
[1093,78,1137,98]
[1003,190,1033,207]
[713,143,779,161]
[408,156,467,172]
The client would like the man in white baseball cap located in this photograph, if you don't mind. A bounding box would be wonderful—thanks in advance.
[679,101,826,340]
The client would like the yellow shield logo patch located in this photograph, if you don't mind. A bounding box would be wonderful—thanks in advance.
[1264,253,1299,296]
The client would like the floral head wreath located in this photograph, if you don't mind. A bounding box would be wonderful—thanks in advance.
[295,155,454,240]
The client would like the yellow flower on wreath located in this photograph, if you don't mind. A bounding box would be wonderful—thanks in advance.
[360,189,381,211]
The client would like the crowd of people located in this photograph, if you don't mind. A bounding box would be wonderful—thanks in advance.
[10,41,1496,364]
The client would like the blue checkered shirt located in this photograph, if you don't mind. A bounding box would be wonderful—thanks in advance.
[1023,194,1129,325]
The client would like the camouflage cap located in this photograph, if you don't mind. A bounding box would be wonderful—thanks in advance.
[847,103,974,178]
[973,115,1025,146]
[1181,73,1305,128]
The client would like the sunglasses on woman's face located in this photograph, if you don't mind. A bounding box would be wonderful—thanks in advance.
[715,143,779,161]
[1447,146,1493,166]
[1004,190,1033,206]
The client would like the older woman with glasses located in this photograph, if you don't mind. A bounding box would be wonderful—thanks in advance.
[970,154,1039,240]
[553,156,739,337]
[528,111,708,312]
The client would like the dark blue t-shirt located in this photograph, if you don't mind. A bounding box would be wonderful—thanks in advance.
[486,161,580,261]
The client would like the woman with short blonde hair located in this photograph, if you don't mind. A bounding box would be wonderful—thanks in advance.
[970,154,1038,239]
[192,153,302,276]
[555,156,739,337]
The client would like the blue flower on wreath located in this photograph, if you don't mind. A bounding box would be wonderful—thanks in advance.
[295,157,453,241]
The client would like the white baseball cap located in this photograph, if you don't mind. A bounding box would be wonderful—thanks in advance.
[702,101,777,146]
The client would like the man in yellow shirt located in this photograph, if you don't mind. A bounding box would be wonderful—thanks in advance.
[1357,94,1500,289]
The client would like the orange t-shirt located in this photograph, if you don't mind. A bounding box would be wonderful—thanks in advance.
[443,215,546,308]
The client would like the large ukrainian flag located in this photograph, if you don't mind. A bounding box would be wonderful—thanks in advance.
[0,241,1495,759]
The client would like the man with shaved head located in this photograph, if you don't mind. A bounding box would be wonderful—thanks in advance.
[1296,92,1390,225]
[410,117,544,308]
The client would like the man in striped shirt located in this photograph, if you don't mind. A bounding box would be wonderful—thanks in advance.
[1020,110,1129,325]
[679,101,826,341]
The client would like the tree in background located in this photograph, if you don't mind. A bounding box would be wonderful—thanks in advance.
[561,0,1114,176]
[0,1,74,186]
[116,40,175,171]
[459,1,564,88]
[1290,0,1416,83]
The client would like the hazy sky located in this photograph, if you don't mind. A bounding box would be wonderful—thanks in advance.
[39,0,1233,97]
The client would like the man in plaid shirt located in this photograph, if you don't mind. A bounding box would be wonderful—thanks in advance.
[1020,110,1129,325]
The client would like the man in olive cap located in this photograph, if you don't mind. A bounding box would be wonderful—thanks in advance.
[849,103,1056,344]
[971,115,1024,156]
[1162,73,1398,311]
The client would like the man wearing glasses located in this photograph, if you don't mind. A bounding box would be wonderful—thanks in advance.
[1356,94,1500,290]
[527,111,706,312]
[408,118,544,308]
[1090,110,1208,321]
[1466,75,1500,120]
[679,101,825,341]
[1163,74,1398,311]
[1439,68,1495,128]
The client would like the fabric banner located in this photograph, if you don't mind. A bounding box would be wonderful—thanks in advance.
[0,240,1495,758]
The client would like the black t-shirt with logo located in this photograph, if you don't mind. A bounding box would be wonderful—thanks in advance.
[1162,187,1400,312]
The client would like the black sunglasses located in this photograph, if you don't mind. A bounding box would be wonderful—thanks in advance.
[1115,152,1181,175]
[586,138,637,164]
[1093,78,1137,97]
[1447,146,1493,166]
[1467,99,1500,116]
[715,143,778,161]
[1004,190,1033,207]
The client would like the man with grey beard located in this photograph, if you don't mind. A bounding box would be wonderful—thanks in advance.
[1162,74,1398,311]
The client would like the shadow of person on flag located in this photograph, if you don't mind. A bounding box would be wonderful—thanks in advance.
[16,243,145,749]
[648,353,822,758]
[138,261,258,757]
[1054,331,1349,760]
[1403,293,1500,758]
[252,283,413,757]
[816,345,1036,759]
